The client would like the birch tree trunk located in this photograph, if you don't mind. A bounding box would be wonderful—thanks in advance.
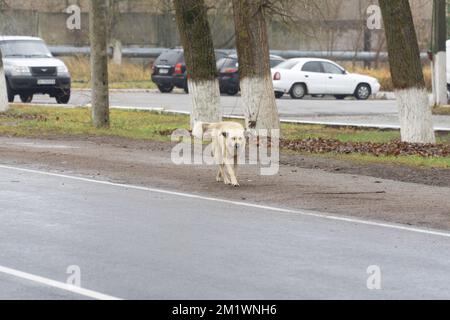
[379,0,435,143]
[173,0,221,127]
[0,50,9,112]
[431,0,447,106]
[89,0,110,128]
[232,0,279,132]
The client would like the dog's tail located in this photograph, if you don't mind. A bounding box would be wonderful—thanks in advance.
[192,121,211,139]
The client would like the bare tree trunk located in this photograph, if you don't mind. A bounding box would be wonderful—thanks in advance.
[0,50,9,112]
[379,0,435,143]
[173,0,221,127]
[232,0,280,132]
[89,0,110,128]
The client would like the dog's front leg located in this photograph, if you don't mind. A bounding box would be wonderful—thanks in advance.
[222,163,232,185]
[225,161,239,187]
[233,154,238,182]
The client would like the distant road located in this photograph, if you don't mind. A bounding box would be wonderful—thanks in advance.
[1,164,450,299]
[18,90,450,130]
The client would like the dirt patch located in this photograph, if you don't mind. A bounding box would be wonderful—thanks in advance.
[1,135,449,231]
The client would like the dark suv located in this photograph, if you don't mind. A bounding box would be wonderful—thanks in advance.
[151,48,229,93]
[217,54,285,96]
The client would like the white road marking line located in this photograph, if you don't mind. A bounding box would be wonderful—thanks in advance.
[0,265,122,300]
[1,164,450,239]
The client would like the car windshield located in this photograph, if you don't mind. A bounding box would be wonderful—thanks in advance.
[0,40,52,58]
[275,60,299,69]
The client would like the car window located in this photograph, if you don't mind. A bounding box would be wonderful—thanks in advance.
[214,51,229,62]
[155,50,183,65]
[322,62,345,74]
[217,57,238,70]
[301,61,323,73]
[0,40,52,58]
[276,60,299,70]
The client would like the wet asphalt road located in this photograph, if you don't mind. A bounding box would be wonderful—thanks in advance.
[1,165,450,300]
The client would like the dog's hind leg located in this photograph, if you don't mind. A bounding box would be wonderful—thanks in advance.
[216,164,224,182]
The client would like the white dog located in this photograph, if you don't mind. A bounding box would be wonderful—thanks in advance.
[193,121,246,187]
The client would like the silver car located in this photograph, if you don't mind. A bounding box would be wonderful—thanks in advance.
[1,36,71,104]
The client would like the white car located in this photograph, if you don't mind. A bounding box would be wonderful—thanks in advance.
[272,58,381,100]
[1,36,71,104]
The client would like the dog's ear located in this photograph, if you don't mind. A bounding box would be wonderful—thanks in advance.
[222,131,228,138]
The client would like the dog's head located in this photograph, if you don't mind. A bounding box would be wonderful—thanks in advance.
[222,129,246,154]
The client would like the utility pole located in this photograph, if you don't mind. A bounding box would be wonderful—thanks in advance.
[431,0,448,106]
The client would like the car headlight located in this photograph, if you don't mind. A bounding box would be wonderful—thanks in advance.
[11,66,31,76]
[57,65,69,75]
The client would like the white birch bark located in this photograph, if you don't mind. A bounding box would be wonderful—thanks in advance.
[434,51,447,106]
[188,79,222,127]
[240,76,279,131]
[395,87,435,144]
[0,53,9,112]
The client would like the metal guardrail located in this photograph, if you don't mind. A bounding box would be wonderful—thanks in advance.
[49,46,429,62]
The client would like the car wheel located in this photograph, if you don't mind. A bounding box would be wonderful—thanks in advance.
[354,84,371,100]
[6,84,14,103]
[55,90,71,104]
[20,94,33,103]
[275,91,284,99]
[334,95,347,100]
[157,85,174,93]
[290,83,306,99]
[226,87,239,96]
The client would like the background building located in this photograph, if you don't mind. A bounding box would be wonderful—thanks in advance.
[0,0,434,55]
